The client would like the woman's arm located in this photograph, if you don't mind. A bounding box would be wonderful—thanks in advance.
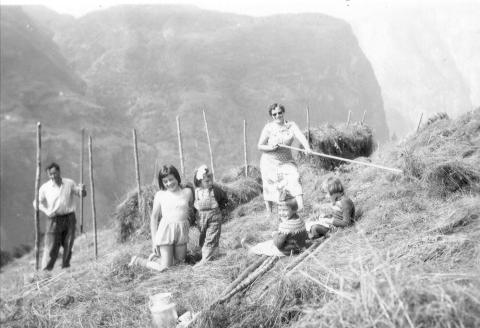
[291,122,312,152]
[150,192,162,249]
[332,198,354,228]
[257,124,278,152]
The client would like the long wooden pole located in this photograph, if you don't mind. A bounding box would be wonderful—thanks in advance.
[416,112,424,132]
[202,108,215,179]
[243,119,248,178]
[361,110,367,124]
[307,105,311,140]
[34,122,41,271]
[346,110,352,127]
[88,136,98,259]
[132,129,142,218]
[79,128,84,234]
[176,115,185,179]
[279,144,402,174]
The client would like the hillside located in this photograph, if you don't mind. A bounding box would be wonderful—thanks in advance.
[1,5,388,252]
[0,109,478,327]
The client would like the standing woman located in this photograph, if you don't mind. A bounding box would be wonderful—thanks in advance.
[257,103,312,215]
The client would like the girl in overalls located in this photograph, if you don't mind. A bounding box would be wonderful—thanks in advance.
[193,165,228,263]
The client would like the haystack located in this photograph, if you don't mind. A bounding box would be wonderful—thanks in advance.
[297,123,374,170]
[399,109,480,196]
[220,165,262,185]
[113,184,158,242]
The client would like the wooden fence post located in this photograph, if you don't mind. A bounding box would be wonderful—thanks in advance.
[243,120,248,178]
[346,110,352,127]
[132,129,142,219]
[306,105,310,144]
[152,159,158,185]
[361,110,367,124]
[34,122,41,271]
[88,136,98,260]
[79,128,84,234]
[416,112,424,132]
[176,115,185,179]
[202,108,215,179]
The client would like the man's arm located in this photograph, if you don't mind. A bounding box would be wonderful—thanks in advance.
[72,182,87,197]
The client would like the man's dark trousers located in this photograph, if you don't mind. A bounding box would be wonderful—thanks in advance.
[42,212,76,270]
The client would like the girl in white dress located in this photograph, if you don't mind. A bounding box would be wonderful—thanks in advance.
[130,165,193,271]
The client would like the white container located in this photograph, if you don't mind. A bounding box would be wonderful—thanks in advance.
[149,293,177,328]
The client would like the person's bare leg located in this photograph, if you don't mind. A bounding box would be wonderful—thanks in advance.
[174,244,187,264]
[159,245,175,268]
[265,200,273,217]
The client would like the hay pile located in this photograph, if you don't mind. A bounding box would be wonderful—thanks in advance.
[298,123,374,170]
[113,184,158,242]
[399,109,480,196]
[220,165,262,185]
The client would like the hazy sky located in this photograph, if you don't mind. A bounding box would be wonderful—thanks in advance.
[1,0,474,18]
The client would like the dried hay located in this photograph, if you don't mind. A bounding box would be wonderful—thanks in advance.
[398,109,480,196]
[298,123,374,170]
[113,184,158,242]
[217,178,263,213]
[423,161,480,196]
[220,165,262,185]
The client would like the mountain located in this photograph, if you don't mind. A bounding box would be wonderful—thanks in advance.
[1,5,388,251]
[342,3,480,137]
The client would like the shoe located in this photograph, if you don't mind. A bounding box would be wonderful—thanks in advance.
[148,252,158,261]
[128,255,138,267]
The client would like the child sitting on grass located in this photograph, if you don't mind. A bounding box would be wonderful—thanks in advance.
[193,165,228,263]
[242,190,308,256]
[306,178,355,239]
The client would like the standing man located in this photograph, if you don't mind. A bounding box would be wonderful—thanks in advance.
[33,162,86,270]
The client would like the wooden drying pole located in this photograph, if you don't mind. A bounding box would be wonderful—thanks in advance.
[416,112,424,132]
[132,129,142,219]
[176,115,185,179]
[306,105,311,144]
[34,122,41,270]
[280,144,403,174]
[202,108,215,179]
[361,110,367,124]
[79,128,84,234]
[243,119,248,178]
[88,136,98,259]
[152,159,158,185]
[346,110,352,127]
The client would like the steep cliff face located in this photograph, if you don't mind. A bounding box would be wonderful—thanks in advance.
[50,5,388,146]
[346,3,480,137]
[1,5,387,251]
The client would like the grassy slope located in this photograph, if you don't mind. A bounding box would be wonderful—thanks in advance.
[1,110,479,328]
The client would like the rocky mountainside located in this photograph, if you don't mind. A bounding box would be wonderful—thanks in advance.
[1,5,388,251]
[345,3,480,136]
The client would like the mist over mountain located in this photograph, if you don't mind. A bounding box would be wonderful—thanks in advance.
[345,3,480,136]
[1,5,387,251]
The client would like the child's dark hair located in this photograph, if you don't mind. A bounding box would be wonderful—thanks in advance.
[157,165,181,190]
[327,178,344,195]
[268,103,286,116]
[193,166,213,187]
